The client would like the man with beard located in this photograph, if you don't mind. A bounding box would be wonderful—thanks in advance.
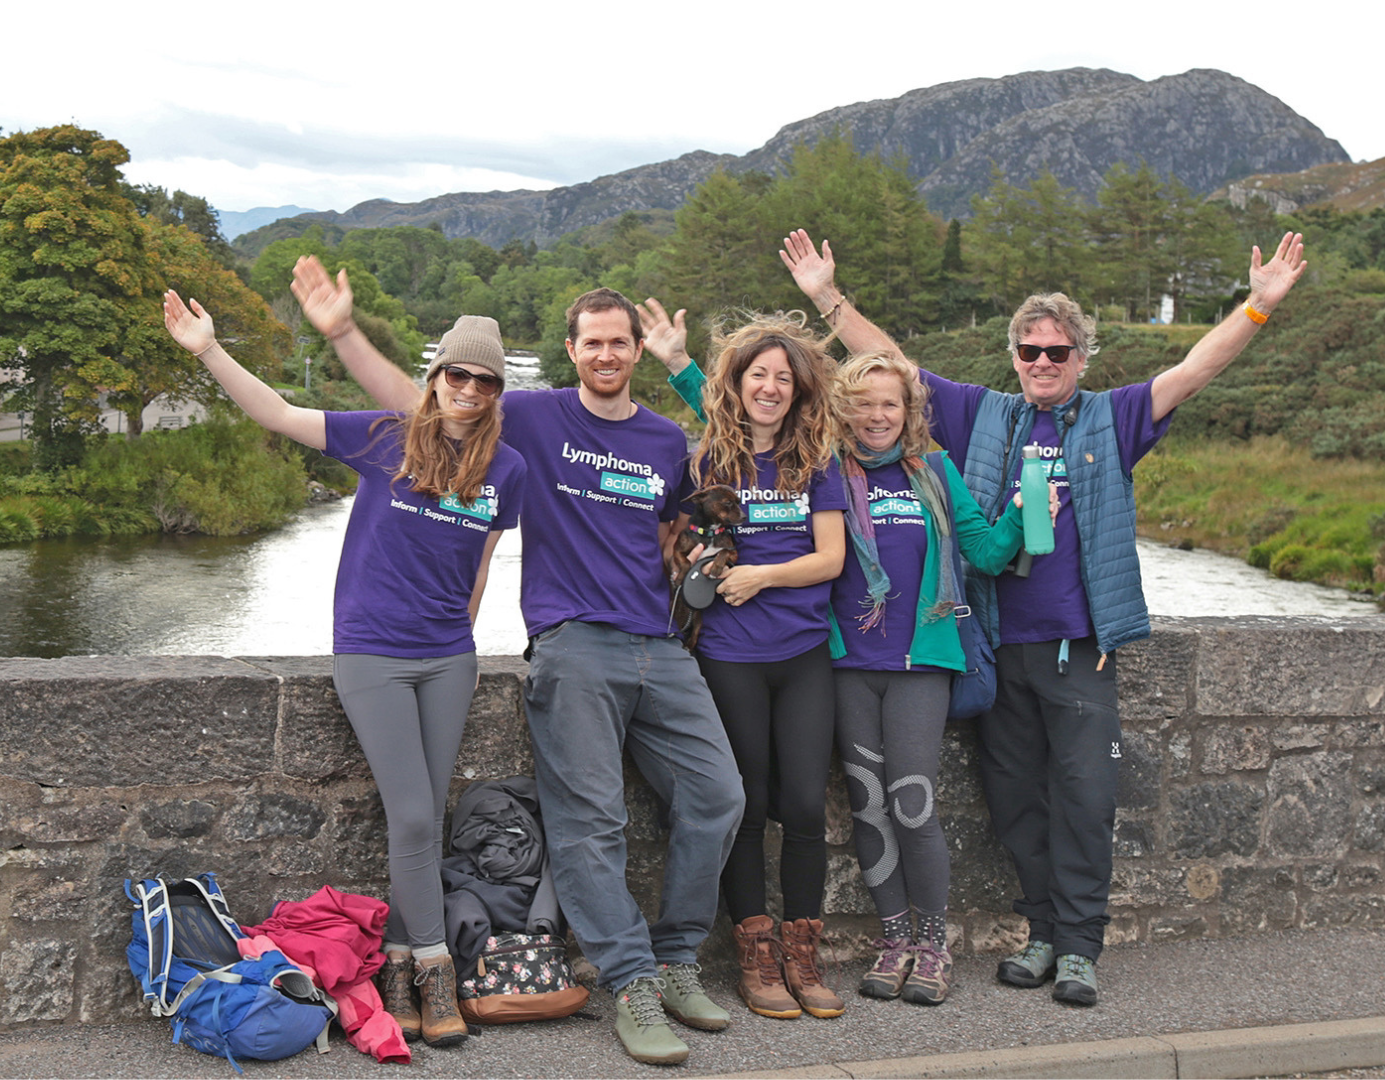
[292,262,744,1066]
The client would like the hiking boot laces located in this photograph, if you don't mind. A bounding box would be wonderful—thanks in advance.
[661,962,708,998]
[868,938,910,976]
[622,978,668,1028]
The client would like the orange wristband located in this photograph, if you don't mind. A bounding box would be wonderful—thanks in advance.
[1242,301,1269,325]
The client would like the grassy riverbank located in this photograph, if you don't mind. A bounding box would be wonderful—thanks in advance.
[0,414,339,542]
[1135,436,1385,601]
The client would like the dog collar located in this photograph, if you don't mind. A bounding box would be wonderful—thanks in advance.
[687,522,728,538]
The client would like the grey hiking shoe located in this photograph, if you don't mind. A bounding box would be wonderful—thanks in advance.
[614,977,689,1065]
[858,938,912,999]
[658,962,730,1031]
[997,941,1056,988]
[901,944,952,1005]
[1052,953,1098,1006]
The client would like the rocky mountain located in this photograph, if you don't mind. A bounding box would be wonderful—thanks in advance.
[240,67,1349,251]
[1217,157,1385,215]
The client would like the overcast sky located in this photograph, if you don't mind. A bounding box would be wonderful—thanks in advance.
[5,1,1374,216]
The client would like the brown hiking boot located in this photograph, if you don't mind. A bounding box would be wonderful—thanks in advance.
[413,955,469,1047]
[780,918,845,1018]
[376,956,421,1042]
[732,915,801,1019]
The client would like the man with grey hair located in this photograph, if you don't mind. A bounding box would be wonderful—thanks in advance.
[779,228,1306,1006]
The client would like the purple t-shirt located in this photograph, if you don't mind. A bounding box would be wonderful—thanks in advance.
[325,410,526,657]
[921,372,1171,644]
[830,460,944,673]
[500,388,693,638]
[691,453,846,663]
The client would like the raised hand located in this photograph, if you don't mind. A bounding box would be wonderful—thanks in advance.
[290,255,355,339]
[163,290,215,356]
[636,297,691,372]
[1247,232,1307,312]
[778,229,838,307]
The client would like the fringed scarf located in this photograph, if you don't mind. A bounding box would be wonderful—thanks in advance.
[841,443,967,631]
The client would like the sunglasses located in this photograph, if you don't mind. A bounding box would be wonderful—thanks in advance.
[440,365,502,395]
[1015,344,1076,364]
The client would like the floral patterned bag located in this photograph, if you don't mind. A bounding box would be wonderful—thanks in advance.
[457,933,589,1024]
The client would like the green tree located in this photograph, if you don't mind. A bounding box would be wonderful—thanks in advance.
[0,125,153,468]
[1087,160,1175,322]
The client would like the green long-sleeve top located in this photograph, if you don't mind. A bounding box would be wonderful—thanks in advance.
[664,359,1024,670]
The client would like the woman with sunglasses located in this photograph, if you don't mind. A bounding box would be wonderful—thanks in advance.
[163,286,526,1049]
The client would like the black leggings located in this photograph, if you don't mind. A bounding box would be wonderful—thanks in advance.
[698,643,835,922]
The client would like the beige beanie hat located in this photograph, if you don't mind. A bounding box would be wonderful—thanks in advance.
[427,315,505,384]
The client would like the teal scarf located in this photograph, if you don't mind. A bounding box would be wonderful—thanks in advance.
[841,443,964,631]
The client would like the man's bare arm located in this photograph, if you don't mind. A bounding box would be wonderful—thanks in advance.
[1149,232,1306,423]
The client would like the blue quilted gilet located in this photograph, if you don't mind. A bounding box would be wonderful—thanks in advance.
[959,388,1149,656]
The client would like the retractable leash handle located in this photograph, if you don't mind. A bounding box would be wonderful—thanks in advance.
[680,549,724,610]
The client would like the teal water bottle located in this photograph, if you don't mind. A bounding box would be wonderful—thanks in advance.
[1019,444,1055,556]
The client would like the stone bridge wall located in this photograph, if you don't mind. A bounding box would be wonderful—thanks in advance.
[2,616,1383,1029]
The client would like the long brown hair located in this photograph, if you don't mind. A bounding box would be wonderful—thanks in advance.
[372,384,503,503]
[693,311,837,496]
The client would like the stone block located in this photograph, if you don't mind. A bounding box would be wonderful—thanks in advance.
[1109,866,1186,908]
[1302,863,1338,891]
[1301,893,1385,929]
[1336,719,1385,747]
[460,662,533,778]
[10,792,128,845]
[9,873,89,923]
[1113,814,1153,858]
[1193,620,1385,717]
[1343,864,1380,888]
[265,662,369,783]
[967,912,1028,954]
[822,849,872,916]
[1116,623,1197,724]
[1200,723,1270,774]
[1168,781,1264,858]
[326,791,390,886]
[1272,724,1328,751]
[1219,865,1296,933]
[1150,915,1206,942]
[1266,752,1353,857]
[941,812,1014,912]
[141,798,217,840]
[1354,804,1385,853]
[937,724,986,810]
[1358,764,1385,796]
[225,791,327,841]
[0,939,76,1023]
[1105,913,1140,946]
[1167,731,1192,781]
[0,656,280,786]
[1117,729,1161,809]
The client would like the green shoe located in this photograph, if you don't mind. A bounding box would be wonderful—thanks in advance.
[615,977,690,1065]
[658,962,730,1031]
[1052,954,1098,1006]
[997,941,1056,988]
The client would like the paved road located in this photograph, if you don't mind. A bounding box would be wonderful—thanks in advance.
[1,926,1381,1078]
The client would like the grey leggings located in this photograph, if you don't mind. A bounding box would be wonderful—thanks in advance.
[834,668,952,920]
[333,651,477,949]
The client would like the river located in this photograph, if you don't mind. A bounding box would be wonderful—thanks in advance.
[0,351,1377,658]
[0,492,1374,660]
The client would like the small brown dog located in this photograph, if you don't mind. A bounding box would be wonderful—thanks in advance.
[669,485,744,651]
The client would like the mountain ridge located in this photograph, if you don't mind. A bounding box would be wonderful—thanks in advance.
[235,68,1349,253]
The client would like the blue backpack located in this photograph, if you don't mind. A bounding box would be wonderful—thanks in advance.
[125,874,335,1073]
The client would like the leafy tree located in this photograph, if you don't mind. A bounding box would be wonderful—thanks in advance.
[126,184,236,269]
[0,125,153,468]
